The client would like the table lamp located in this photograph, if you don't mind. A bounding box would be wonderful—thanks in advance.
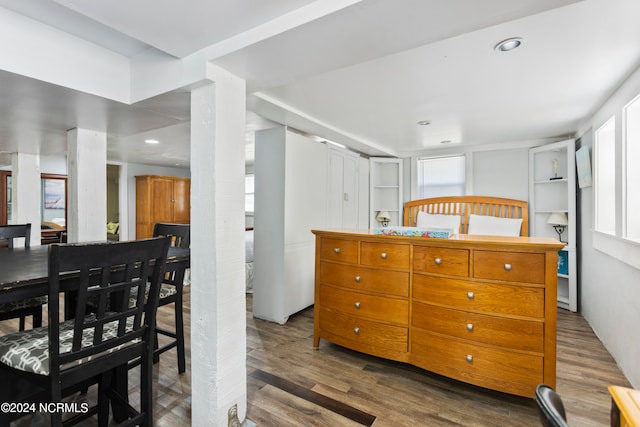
[547,211,568,243]
[376,211,391,227]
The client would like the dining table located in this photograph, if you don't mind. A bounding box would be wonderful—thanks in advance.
[0,241,190,423]
[0,242,190,311]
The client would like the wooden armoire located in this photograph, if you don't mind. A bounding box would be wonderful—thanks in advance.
[136,175,190,239]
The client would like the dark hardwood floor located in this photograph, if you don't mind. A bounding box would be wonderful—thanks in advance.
[1,287,631,426]
[246,294,630,426]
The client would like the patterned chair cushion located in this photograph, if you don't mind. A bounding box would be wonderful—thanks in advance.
[0,296,47,313]
[0,316,137,376]
[128,283,176,307]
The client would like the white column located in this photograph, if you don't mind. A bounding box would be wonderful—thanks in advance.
[12,152,41,246]
[66,128,107,243]
[190,65,247,425]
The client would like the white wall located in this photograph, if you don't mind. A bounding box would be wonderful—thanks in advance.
[408,142,539,203]
[575,63,640,388]
[472,148,529,201]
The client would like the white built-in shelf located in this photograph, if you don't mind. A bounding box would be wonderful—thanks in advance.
[369,158,403,228]
[529,139,577,312]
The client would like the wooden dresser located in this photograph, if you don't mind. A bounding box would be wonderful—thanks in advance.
[312,229,564,398]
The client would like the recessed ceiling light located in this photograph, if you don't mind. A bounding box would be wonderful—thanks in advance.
[417,120,431,126]
[494,37,524,52]
[144,139,159,144]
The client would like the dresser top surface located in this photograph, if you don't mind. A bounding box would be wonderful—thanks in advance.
[312,228,564,251]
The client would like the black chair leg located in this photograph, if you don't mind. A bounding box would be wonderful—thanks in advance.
[18,315,26,331]
[175,295,186,374]
[98,372,111,427]
[153,331,160,364]
[33,308,43,328]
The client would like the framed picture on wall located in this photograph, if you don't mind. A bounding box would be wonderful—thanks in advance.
[576,146,592,188]
[43,178,66,209]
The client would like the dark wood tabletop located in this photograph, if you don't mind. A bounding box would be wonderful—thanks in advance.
[0,244,190,304]
[0,242,189,422]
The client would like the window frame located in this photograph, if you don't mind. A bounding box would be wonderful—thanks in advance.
[623,92,640,243]
[594,116,616,236]
[591,91,640,270]
[416,154,466,199]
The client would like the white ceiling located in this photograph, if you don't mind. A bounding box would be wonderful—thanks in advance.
[1,0,639,168]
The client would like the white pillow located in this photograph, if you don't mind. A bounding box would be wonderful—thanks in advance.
[467,214,522,237]
[415,212,461,233]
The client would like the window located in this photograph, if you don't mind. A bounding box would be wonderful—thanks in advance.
[245,174,254,213]
[624,94,640,242]
[594,117,615,235]
[417,155,465,198]
[1,172,67,226]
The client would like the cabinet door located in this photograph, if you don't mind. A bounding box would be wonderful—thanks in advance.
[327,150,345,228]
[152,178,174,223]
[172,179,190,223]
[342,154,359,228]
[327,148,359,228]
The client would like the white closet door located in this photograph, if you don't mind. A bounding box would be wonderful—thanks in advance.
[327,150,345,228]
[341,153,359,228]
[327,147,360,229]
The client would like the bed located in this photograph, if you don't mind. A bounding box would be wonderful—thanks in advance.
[403,195,528,236]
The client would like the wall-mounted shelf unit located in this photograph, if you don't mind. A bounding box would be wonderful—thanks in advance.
[369,158,403,228]
[529,139,577,311]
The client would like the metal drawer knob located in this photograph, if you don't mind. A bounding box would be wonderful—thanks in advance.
[466,354,473,363]
[354,275,361,283]
[434,257,442,265]
[354,301,361,309]
[354,327,360,335]
[333,247,341,254]
[466,323,474,331]
[380,252,387,259]
[467,291,475,300]
[504,263,512,271]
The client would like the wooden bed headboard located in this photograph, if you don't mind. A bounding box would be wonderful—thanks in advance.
[403,195,529,236]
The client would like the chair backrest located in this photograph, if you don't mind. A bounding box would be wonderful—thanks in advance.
[535,384,569,427]
[46,236,170,382]
[0,223,31,248]
[153,223,190,248]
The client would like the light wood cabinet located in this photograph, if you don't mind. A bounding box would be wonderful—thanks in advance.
[312,230,563,398]
[135,175,190,239]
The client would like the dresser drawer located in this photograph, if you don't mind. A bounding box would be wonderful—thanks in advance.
[360,242,410,269]
[319,262,409,297]
[412,302,543,353]
[320,284,408,325]
[413,246,469,277]
[319,308,408,355]
[319,238,358,264]
[413,275,544,318]
[473,250,545,284]
[411,330,543,395]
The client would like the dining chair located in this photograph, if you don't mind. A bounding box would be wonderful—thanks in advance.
[0,236,171,426]
[535,384,570,427]
[0,223,45,330]
[149,222,190,374]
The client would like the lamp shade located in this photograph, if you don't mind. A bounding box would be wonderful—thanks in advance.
[547,211,568,226]
[376,211,391,222]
